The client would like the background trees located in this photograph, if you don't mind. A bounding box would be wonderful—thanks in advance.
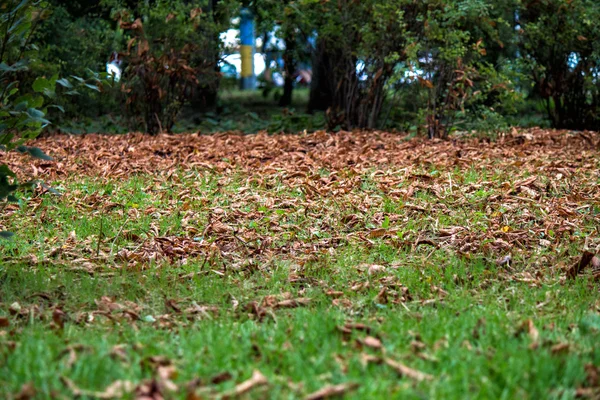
[3,0,600,136]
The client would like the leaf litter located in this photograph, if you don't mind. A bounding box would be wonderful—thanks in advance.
[1,128,600,398]
[3,129,597,274]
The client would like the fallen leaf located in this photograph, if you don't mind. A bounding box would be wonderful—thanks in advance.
[223,370,268,399]
[362,336,382,350]
[517,319,540,349]
[52,308,68,329]
[304,382,359,400]
[367,264,386,275]
[110,344,129,362]
[550,343,569,354]
[275,298,311,308]
[0,317,9,328]
[9,302,21,315]
[566,251,595,279]
[14,383,36,400]
[61,377,135,399]
[496,255,511,267]
[337,323,373,335]
[369,229,387,239]
[210,371,233,384]
[384,358,433,382]
[592,256,600,270]
[585,363,600,387]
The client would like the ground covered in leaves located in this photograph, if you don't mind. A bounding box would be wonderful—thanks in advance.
[1,128,600,399]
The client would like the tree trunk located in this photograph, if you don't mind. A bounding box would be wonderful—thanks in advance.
[279,38,296,107]
[307,40,334,113]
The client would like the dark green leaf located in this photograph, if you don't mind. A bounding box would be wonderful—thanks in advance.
[0,165,16,178]
[48,104,65,113]
[40,182,62,196]
[32,77,52,93]
[56,78,73,88]
[83,83,101,92]
[0,231,14,239]
[16,145,53,160]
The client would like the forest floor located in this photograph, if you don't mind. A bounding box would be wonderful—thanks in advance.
[1,128,600,399]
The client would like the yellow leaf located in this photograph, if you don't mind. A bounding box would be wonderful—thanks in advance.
[501,226,510,233]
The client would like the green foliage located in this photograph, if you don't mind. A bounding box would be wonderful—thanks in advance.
[301,0,415,130]
[110,0,237,135]
[31,4,122,123]
[394,1,520,138]
[6,0,600,137]
[0,0,54,236]
[518,0,600,130]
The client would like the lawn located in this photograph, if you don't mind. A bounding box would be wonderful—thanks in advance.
[1,128,599,399]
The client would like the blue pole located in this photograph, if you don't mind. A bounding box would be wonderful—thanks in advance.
[239,8,256,90]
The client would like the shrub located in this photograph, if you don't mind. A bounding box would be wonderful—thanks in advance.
[404,1,518,139]
[306,0,416,130]
[113,0,236,135]
[1,0,55,237]
[32,4,122,124]
[518,0,600,130]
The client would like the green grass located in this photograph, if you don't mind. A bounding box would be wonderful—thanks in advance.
[1,135,599,399]
[174,87,327,134]
[1,257,598,399]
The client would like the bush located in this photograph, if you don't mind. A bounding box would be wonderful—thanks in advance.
[113,0,236,134]
[1,0,55,237]
[305,0,416,130]
[518,0,600,130]
[24,4,122,125]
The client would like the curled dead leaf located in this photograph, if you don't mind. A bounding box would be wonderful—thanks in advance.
[517,319,540,349]
[496,255,511,267]
[210,371,233,384]
[566,251,595,279]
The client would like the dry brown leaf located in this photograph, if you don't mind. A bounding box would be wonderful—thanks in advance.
[14,383,36,400]
[369,229,387,239]
[513,175,537,189]
[61,377,135,399]
[275,298,311,308]
[337,323,373,335]
[585,363,600,387]
[110,345,129,362]
[223,370,268,399]
[518,319,540,349]
[592,256,600,270]
[566,251,595,279]
[210,371,233,384]
[550,343,569,354]
[0,317,9,328]
[157,364,178,392]
[384,358,433,382]
[304,382,359,400]
[362,336,383,350]
[367,264,386,275]
[360,353,382,366]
